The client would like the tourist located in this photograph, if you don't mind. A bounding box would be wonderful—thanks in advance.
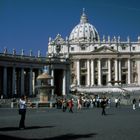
[68,98,74,113]
[77,96,82,110]
[18,95,27,129]
[92,97,96,107]
[132,98,136,110]
[62,98,67,112]
[101,98,107,115]
[115,97,119,108]
[139,98,140,108]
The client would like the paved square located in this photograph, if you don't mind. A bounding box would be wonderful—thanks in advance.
[0,106,140,140]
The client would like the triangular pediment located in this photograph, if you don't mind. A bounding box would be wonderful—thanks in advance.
[92,46,119,53]
[54,34,65,44]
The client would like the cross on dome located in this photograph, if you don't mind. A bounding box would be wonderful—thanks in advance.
[82,8,85,15]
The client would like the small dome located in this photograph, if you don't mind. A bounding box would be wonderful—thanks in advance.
[69,9,99,42]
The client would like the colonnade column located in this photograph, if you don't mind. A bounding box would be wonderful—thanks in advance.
[21,68,24,95]
[3,67,7,97]
[29,68,33,96]
[32,72,35,96]
[128,59,131,84]
[12,67,16,96]
[98,59,101,85]
[62,70,66,96]
[51,69,54,96]
[87,60,90,86]
[37,69,42,92]
[76,59,80,86]
[108,59,112,86]
[115,59,118,85]
[91,59,95,86]
[118,59,122,82]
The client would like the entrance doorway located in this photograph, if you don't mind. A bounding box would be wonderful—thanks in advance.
[54,69,63,96]
[102,75,107,85]
[81,75,86,86]
[122,75,126,84]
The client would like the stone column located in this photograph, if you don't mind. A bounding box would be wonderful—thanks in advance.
[77,59,80,86]
[91,59,95,86]
[51,69,54,96]
[98,59,102,85]
[62,70,66,96]
[108,59,112,86]
[66,69,70,95]
[21,68,24,95]
[12,67,16,96]
[29,68,33,96]
[3,67,7,98]
[37,69,42,90]
[128,59,131,84]
[87,60,90,86]
[118,59,122,82]
[115,59,118,85]
[137,61,140,85]
[32,72,35,96]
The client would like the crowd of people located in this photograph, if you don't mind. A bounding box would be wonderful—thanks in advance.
[55,95,113,115]
[16,94,140,130]
[55,95,140,113]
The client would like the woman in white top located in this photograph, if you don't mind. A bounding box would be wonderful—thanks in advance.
[19,95,27,129]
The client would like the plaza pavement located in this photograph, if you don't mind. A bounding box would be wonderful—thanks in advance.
[0,105,140,140]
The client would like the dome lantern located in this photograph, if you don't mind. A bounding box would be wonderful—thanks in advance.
[80,8,88,24]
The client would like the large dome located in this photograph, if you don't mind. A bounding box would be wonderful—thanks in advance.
[69,10,99,42]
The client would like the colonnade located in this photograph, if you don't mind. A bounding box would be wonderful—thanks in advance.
[0,66,41,98]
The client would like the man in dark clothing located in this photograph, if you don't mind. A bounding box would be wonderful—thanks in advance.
[101,98,107,115]
[132,98,136,110]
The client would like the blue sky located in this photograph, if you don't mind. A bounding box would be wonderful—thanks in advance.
[0,0,140,56]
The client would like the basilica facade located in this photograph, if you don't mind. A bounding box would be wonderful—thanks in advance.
[48,10,140,93]
[1,10,140,98]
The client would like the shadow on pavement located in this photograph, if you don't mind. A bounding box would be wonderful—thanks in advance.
[47,133,97,140]
[0,126,54,131]
[0,133,97,140]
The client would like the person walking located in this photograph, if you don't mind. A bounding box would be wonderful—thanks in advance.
[77,97,82,110]
[101,98,107,115]
[62,98,67,112]
[138,98,140,108]
[115,97,119,108]
[68,98,74,113]
[18,95,27,129]
[132,98,136,110]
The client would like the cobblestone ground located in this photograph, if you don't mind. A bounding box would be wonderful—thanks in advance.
[0,106,140,140]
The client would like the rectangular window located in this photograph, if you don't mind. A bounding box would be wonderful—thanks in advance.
[81,46,86,50]
[80,60,86,68]
[132,47,135,50]
[71,47,74,51]
[122,46,126,50]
